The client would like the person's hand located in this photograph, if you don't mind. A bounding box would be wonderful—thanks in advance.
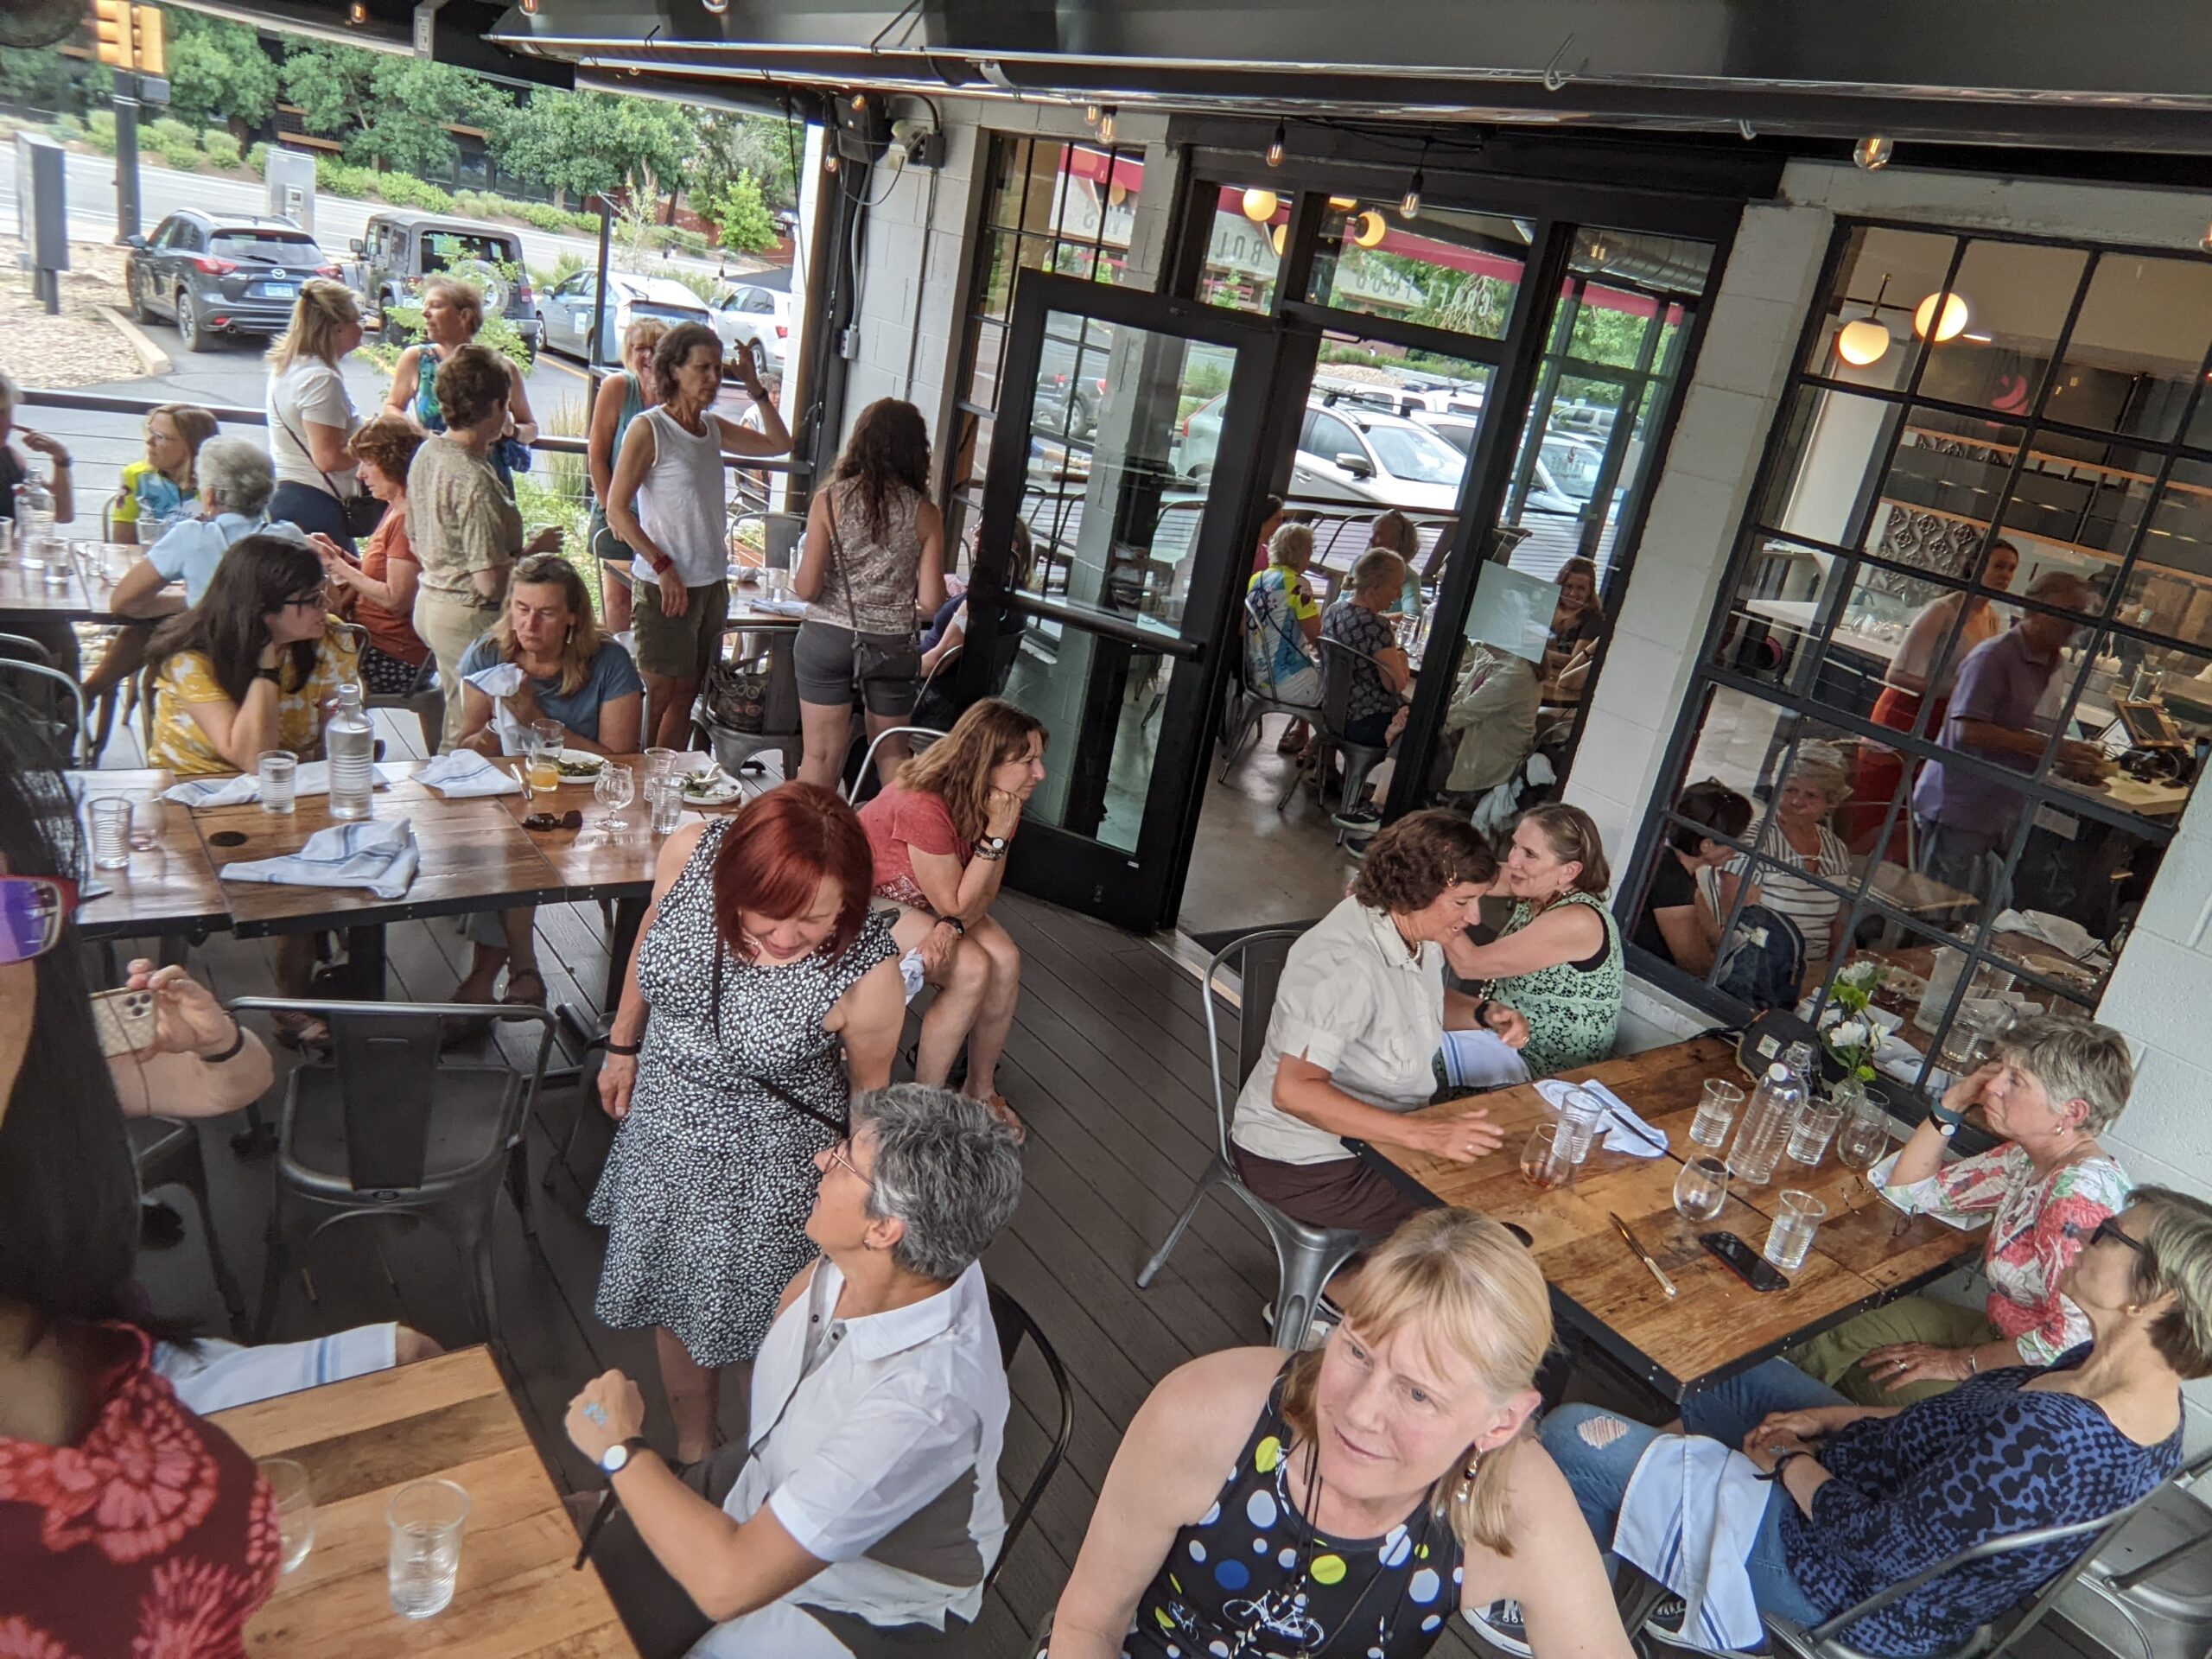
[2056,739,2113,783]
[599,1052,639,1121]
[1400,1110,1504,1165]
[126,960,236,1058]
[656,563,690,618]
[983,786,1024,841]
[505,677,543,727]
[1748,1407,1847,1451]
[1743,1430,1819,1475]
[734,352,768,401]
[916,920,959,978]
[1483,1001,1531,1050]
[18,429,69,466]
[1386,705,1409,743]
[1940,1060,1999,1119]
[525,524,564,556]
[1860,1342,1974,1390]
[563,1369,646,1464]
[308,531,353,569]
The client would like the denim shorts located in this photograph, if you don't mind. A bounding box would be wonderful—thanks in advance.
[793,618,920,716]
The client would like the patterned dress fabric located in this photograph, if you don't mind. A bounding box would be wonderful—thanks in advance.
[590,817,896,1367]
[1484,892,1623,1077]
[149,626,362,778]
[1121,1364,1466,1659]
[0,1324,280,1656]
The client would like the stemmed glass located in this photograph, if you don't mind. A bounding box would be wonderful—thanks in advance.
[594,763,635,836]
[1673,1156,1730,1226]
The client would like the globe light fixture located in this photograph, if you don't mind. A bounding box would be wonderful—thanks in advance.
[1352,208,1388,248]
[1914,290,1971,342]
[1241,188,1279,224]
[1835,316,1892,367]
[1271,222,1287,257]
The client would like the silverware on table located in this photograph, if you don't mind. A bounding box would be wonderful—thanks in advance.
[1609,1211,1678,1298]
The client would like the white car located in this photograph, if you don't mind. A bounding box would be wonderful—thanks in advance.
[541,270,712,365]
[710,282,793,377]
[1178,394,1472,512]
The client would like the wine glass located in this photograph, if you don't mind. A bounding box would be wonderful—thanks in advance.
[1674,1156,1730,1225]
[595,763,635,835]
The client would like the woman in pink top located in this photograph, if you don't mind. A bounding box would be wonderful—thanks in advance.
[858,698,1046,1126]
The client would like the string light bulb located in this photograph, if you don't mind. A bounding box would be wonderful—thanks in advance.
[1096,106,1117,144]
[346,0,366,22]
[1084,103,1101,126]
[1399,168,1423,220]
[1853,136,1895,171]
[1266,123,1286,168]
[519,0,537,14]
[702,0,728,12]
[823,150,840,174]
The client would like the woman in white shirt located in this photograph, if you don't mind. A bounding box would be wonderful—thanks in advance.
[264,279,366,550]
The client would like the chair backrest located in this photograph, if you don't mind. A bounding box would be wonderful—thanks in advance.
[0,632,57,669]
[232,996,556,1193]
[1201,925,1306,1164]
[0,658,87,763]
[1243,588,1308,702]
[982,1281,1072,1597]
[844,725,943,804]
[1318,634,1387,746]
[730,510,808,571]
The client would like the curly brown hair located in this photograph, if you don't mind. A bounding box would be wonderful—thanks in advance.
[1351,809,1497,912]
[834,398,932,543]
[346,413,426,488]
[651,321,723,405]
[433,342,513,431]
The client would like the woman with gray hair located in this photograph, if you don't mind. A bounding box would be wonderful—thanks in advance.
[565,1084,1025,1658]
[1786,1010,2136,1404]
[109,436,280,614]
[1715,739,1856,989]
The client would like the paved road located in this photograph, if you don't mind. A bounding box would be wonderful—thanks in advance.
[0,142,744,280]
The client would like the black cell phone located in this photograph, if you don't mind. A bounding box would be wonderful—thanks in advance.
[1700,1230,1789,1292]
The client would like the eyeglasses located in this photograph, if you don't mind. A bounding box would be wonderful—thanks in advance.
[2093,1217,2150,1261]
[280,588,327,612]
[825,1137,872,1187]
[0,875,78,965]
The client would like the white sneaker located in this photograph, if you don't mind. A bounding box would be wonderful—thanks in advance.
[1464,1599,1532,1657]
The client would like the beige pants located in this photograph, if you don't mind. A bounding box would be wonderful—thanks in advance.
[411,587,502,752]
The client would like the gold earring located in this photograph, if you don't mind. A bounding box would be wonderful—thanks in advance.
[1452,1449,1482,1506]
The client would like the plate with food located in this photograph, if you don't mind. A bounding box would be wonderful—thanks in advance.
[554,750,607,779]
[679,766,744,806]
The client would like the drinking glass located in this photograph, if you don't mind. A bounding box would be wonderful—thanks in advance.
[647,776,684,836]
[1788,1098,1846,1167]
[258,751,298,815]
[595,762,635,834]
[1764,1190,1827,1273]
[258,1458,315,1574]
[1673,1155,1730,1224]
[1519,1123,1574,1191]
[1937,1015,1988,1081]
[1556,1087,1607,1165]
[644,746,680,784]
[87,798,132,870]
[1838,1088,1891,1189]
[126,796,162,851]
[1690,1079,1744,1149]
[387,1478,470,1618]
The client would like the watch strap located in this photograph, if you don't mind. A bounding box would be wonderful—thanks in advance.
[601,1434,650,1474]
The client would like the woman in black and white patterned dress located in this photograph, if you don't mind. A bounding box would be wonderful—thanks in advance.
[591,783,903,1460]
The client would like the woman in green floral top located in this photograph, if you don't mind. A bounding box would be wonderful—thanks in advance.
[1447,804,1623,1077]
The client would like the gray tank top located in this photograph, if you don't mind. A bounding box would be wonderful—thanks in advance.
[810,476,925,636]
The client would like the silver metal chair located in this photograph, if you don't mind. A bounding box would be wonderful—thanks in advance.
[128,1116,250,1339]
[1219,591,1324,806]
[335,620,444,755]
[2057,1446,2212,1659]
[1315,635,1392,827]
[699,625,804,781]
[1135,925,1365,1349]
[234,996,556,1345]
[844,723,944,804]
[0,658,88,764]
[728,510,809,572]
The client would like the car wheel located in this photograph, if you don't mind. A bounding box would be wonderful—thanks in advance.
[130,269,154,325]
[176,291,208,353]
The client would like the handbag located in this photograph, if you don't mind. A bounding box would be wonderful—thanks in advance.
[827,495,918,685]
[272,402,385,539]
[702,654,771,734]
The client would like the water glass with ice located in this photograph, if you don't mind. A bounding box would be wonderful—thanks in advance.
[257,1458,315,1574]
[258,751,298,815]
[1764,1190,1827,1273]
[387,1478,469,1618]
[1690,1078,1743,1149]
[1788,1098,1846,1167]
[88,798,133,870]
[647,776,684,836]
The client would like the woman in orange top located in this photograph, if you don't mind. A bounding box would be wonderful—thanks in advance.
[315,414,431,696]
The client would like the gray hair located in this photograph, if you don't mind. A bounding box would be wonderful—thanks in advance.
[195,436,275,518]
[853,1084,1024,1281]
[1783,739,1853,804]
[1990,1011,2135,1135]
[0,368,19,416]
[1350,547,1406,599]
[2025,569,2095,608]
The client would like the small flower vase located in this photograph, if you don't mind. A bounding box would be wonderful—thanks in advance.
[1827,1072,1869,1114]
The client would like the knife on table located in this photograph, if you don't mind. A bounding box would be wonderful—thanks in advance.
[1609,1211,1678,1298]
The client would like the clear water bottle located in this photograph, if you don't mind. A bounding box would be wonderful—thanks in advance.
[325,683,376,821]
[1730,1061,1805,1185]
[14,477,54,561]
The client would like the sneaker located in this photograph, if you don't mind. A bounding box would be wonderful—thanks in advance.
[1641,1596,1706,1650]
[1332,801,1383,830]
[1464,1599,1532,1657]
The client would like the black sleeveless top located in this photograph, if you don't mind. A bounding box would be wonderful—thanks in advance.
[1125,1363,1467,1659]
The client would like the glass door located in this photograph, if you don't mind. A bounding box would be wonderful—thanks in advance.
[957,272,1285,931]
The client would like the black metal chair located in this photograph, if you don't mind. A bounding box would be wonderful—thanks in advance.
[128,1116,249,1339]
[983,1282,1074,1597]
[1219,591,1325,807]
[1314,635,1393,829]
[1135,925,1365,1349]
[234,996,556,1345]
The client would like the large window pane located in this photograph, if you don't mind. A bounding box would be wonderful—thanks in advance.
[1866,409,2025,575]
[1708,535,1852,693]
[1306,205,1528,338]
[1755,386,1909,550]
[2117,458,2212,642]
[1194,182,1286,314]
[1801,225,1957,394]
[1915,239,2087,412]
[2046,253,2212,441]
[1993,432,2164,572]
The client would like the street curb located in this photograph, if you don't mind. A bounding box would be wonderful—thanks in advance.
[97,304,172,378]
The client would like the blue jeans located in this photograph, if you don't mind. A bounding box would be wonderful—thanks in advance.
[1539,1358,1847,1637]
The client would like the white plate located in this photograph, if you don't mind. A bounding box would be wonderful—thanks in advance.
[553,749,606,779]
[681,770,743,806]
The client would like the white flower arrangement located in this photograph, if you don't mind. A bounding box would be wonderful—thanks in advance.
[1822,959,1890,1084]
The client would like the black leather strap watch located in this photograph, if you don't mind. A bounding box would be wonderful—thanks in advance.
[597,1435,652,1477]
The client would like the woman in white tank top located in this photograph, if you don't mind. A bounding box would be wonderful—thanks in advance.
[606,322,791,747]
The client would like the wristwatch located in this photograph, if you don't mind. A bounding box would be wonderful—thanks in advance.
[977,834,1009,861]
[598,1436,652,1476]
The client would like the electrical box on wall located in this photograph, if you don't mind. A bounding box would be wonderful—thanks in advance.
[832,93,891,164]
[889,118,944,169]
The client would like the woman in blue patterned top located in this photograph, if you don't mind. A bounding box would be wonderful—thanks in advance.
[1537,1192,2207,1657]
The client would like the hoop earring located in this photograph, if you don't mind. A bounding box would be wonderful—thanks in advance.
[1452,1449,1482,1507]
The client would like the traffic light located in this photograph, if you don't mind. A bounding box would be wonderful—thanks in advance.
[130,5,163,76]
[90,0,130,67]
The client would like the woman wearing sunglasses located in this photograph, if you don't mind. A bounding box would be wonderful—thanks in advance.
[0,727,282,1651]
[1541,1192,2208,1656]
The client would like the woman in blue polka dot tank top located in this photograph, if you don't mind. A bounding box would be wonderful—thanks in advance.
[1045,1211,1634,1659]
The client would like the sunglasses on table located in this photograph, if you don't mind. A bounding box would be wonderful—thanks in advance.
[2092,1217,2150,1260]
[0,875,78,965]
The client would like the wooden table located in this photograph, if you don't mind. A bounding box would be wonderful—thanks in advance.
[71,767,231,942]
[213,1347,638,1658]
[1362,1036,1980,1401]
[0,559,182,624]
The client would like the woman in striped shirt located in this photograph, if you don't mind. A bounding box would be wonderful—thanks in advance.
[1718,741,1854,992]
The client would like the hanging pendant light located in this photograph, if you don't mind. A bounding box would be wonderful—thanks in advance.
[1266,123,1287,168]
[1272,222,1287,257]
[1914,290,1971,342]
[1352,208,1387,248]
[1241,188,1279,224]
[1084,103,1102,126]
[1096,106,1118,144]
[1836,317,1892,367]
[701,0,728,14]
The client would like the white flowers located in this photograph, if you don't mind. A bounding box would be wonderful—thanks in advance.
[1837,959,1887,993]
[1827,1018,1872,1052]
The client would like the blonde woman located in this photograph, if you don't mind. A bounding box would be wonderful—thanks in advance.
[264,278,366,549]
[111,402,218,545]
[584,316,669,635]
[858,697,1046,1119]
[1049,1209,1631,1659]
[382,274,538,492]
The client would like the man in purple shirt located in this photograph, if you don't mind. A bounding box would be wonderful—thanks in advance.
[1911,570,2107,903]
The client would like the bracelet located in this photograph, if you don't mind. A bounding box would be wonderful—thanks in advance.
[200,1020,248,1065]
[973,845,1005,862]
[604,1039,643,1057]
[1966,1351,1979,1376]
[938,916,966,937]
[1472,998,1495,1027]
[1757,1449,1808,1484]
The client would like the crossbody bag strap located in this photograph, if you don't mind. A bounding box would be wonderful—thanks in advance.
[824,487,863,636]
[270,396,351,503]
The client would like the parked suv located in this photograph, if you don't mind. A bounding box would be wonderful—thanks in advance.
[348,210,543,362]
[709,280,793,376]
[125,211,340,353]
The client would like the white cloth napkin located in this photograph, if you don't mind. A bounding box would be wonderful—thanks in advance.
[219,816,420,899]
[1613,1433,1770,1650]
[1535,1077,1669,1157]
[1437,1028,1531,1091]
[162,761,395,807]
[463,662,530,754]
[742,594,810,618]
[414,749,523,798]
[1991,907,2099,960]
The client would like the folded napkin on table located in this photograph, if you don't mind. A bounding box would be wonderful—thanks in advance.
[463,662,529,754]
[1535,1077,1669,1157]
[1438,1027,1531,1091]
[414,749,523,798]
[1991,907,2099,960]
[742,594,810,619]
[162,761,396,808]
[218,817,419,900]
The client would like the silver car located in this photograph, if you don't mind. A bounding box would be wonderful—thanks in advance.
[541,270,713,365]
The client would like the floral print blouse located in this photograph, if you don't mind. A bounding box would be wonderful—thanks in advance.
[0,1323,280,1656]
[1880,1142,2133,1363]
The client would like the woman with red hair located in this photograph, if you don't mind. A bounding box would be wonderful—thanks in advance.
[591,783,905,1460]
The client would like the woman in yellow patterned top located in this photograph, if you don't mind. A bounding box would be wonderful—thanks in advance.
[145,533,359,777]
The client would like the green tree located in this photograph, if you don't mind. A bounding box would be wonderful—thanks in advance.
[0,41,110,112]
[699,170,778,253]
[488,88,694,209]
[161,11,278,138]
[694,110,798,210]
[282,42,507,176]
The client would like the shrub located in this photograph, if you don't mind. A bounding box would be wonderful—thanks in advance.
[662,266,722,305]
[639,225,710,257]
[532,251,584,292]
[158,142,201,173]
[86,111,117,156]
[245,142,269,175]
[372,171,456,213]
[204,130,242,169]
[145,116,197,149]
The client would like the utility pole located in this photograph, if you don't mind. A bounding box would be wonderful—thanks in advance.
[89,0,166,243]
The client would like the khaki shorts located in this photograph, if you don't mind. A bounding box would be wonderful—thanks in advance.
[630,576,729,682]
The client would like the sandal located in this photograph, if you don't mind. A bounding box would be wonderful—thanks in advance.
[976,1091,1027,1143]
[503,968,548,1008]
[270,1011,330,1054]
